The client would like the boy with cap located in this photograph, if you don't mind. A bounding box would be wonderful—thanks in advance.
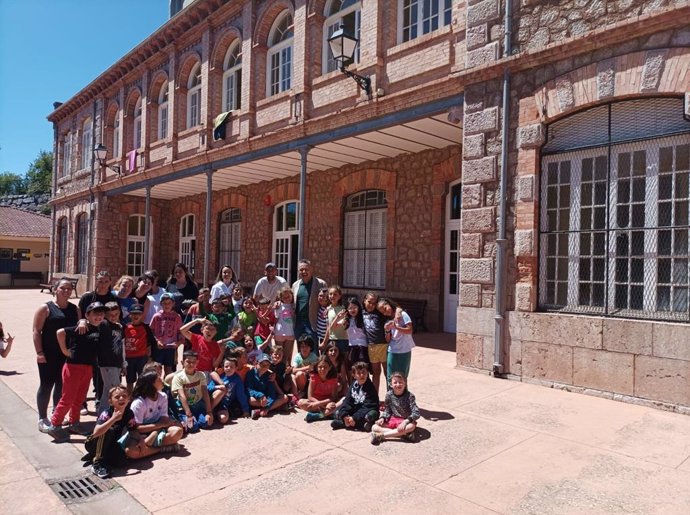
[123,303,155,394]
[245,352,288,419]
[97,302,126,415]
[150,292,184,376]
[46,302,110,441]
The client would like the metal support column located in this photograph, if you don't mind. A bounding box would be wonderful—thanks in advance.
[297,146,311,260]
[204,169,213,287]
[144,185,151,272]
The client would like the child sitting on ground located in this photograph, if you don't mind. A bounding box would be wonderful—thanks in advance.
[298,355,339,423]
[228,346,253,381]
[370,372,420,444]
[171,350,214,432]
[208,357,250,423]
[246,353,288,419]
[130,372,184,449]
[292,335,319,398]
[180,318,224,375]
[142,361,182,424]
[0,321,14,358]
[332,361,379,431]
[271,345,297,400]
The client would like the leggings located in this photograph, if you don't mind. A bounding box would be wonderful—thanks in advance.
[36,355,65,420]
[387,351,412,382]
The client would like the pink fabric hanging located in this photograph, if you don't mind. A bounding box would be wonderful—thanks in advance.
[126,150,138,174]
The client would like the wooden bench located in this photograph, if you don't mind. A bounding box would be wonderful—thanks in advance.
[395,297,428,333]
[10,271,44,287]
[39,276,80,298]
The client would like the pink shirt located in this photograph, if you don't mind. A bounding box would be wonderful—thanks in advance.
[150,310,182,348]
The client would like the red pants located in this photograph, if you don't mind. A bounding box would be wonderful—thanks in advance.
[51,363,92,426]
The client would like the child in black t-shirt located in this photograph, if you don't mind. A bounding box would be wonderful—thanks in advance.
[331,362,379,431]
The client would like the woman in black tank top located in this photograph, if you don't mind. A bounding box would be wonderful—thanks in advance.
[33,278,79,432]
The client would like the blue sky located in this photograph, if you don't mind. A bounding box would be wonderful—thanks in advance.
[0,0,169,175]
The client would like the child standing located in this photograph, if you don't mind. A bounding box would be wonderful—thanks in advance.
[231,285,245,317]
[237,298,257,333]
[273,286,295,362]
[150,292,184,376]
[315,288,329,350]
[298,356,339,423]
[98,302,126,415]
[378,298,415,382]
[340,297,369,370]
[325,286,348,356]
[206,297,235,341]
[254,297,275,351]
[0,321,14,358]
[292,335,319,397]
[246,353,288,419]
[208,357,250,423]
[331,362,379,432]
[371,372,420,444]
[363,292,388,392]
[171,351,214,432]
[123,303,154,394]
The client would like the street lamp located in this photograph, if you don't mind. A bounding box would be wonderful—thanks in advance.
[93,143,120,175]
[327,24,371,95]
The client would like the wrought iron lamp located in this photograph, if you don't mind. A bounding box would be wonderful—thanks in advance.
[327,24,371,95]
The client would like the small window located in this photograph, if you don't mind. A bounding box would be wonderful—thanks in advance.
[222,41,242,112]
[133,98,143,149]
[187,63,202,128]
[267,11,293,97]
[343,190,387,289]
[158,84,169,140]
[400,0,452,43]
[112,116,121,158]
[80,118,93,170]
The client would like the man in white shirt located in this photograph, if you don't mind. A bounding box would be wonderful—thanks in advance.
[253,262,287,302]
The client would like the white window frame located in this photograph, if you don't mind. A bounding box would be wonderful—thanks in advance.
[273,200,299,284]
[323,0,361,75]
[186,63,202,129]
[127,215,152,278]
[179,213,196,276]
[222,41,242,112]
[61,134,72,177]
[80,118,92,170]
[219,208,241,278]
[342,190,387,289]
[112,115,121,159]
[133,97,143,149]
[267,11,293,97]
[398,0,452,44]
[75,212,89,275]
[158,84,169,140]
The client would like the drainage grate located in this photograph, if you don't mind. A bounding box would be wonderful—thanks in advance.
[49,474,113,503]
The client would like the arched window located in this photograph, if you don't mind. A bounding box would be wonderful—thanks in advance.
[539,97,690,320]
[158,83,169,140]
[219,208,241,278]
[179,214,196,275]
[56,217,68,272]
[399,0,452,43]
[113,115,121,158]
[323,0,361,74]
[186,62,202,128]
[61,134,72,177]
[75,213,89,274]
[273,200,299,284]
[127,215,151,277]
[343,190,387,289]
[222,41,242,112]
[133,97,143,149]
[80,118,92,170]
[267,11,293,97]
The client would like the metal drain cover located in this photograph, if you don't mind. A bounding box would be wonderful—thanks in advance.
[49,474,114,503]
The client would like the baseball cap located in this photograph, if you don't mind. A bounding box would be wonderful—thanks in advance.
[257,353,271,363]
[104,301,120,311]
[160,292,175,302]
[129,303,144,314]
[85,302,107,313]
[265,262,277,270]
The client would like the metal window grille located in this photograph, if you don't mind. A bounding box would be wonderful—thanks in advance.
[219,208,241,278]
[539,98,690,321]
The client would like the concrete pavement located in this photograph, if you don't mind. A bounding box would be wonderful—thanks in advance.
[1,289,689,514]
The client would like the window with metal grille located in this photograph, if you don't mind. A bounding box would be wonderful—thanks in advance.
[219,208,241,278]
[57,217,68,272]
[75,213,88,274]
[539,98,690,321]
[179,214,196,276]
[343,190,387,289]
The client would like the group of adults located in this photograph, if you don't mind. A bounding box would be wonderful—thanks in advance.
[31,258,327,432]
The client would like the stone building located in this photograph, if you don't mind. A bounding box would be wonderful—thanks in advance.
[48,0,690,411]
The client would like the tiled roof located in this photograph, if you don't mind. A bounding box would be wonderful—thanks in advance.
[0,206,51,239]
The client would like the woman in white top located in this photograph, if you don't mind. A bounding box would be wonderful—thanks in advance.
[210,265,237,302]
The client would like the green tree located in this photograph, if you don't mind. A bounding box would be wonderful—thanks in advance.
[0,172,25,195]
[24,150,53,194]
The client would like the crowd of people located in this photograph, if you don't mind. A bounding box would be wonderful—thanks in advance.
[28,259,421,479]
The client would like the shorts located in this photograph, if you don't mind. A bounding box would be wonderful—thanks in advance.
[153,347,177,368]
[348,345,369,367]
[385,416,406,429]
[126,356,148,383]
[368,343,388,364]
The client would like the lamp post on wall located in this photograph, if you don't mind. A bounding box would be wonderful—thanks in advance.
[327,24,371,95]
[94,143,120,179]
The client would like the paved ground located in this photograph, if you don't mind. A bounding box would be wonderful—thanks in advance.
[1,289,689,514]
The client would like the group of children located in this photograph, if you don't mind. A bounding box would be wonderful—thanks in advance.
[40,277,422,479]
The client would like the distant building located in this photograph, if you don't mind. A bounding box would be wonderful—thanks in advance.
[47,0,690,410]
[0,207,50,287]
